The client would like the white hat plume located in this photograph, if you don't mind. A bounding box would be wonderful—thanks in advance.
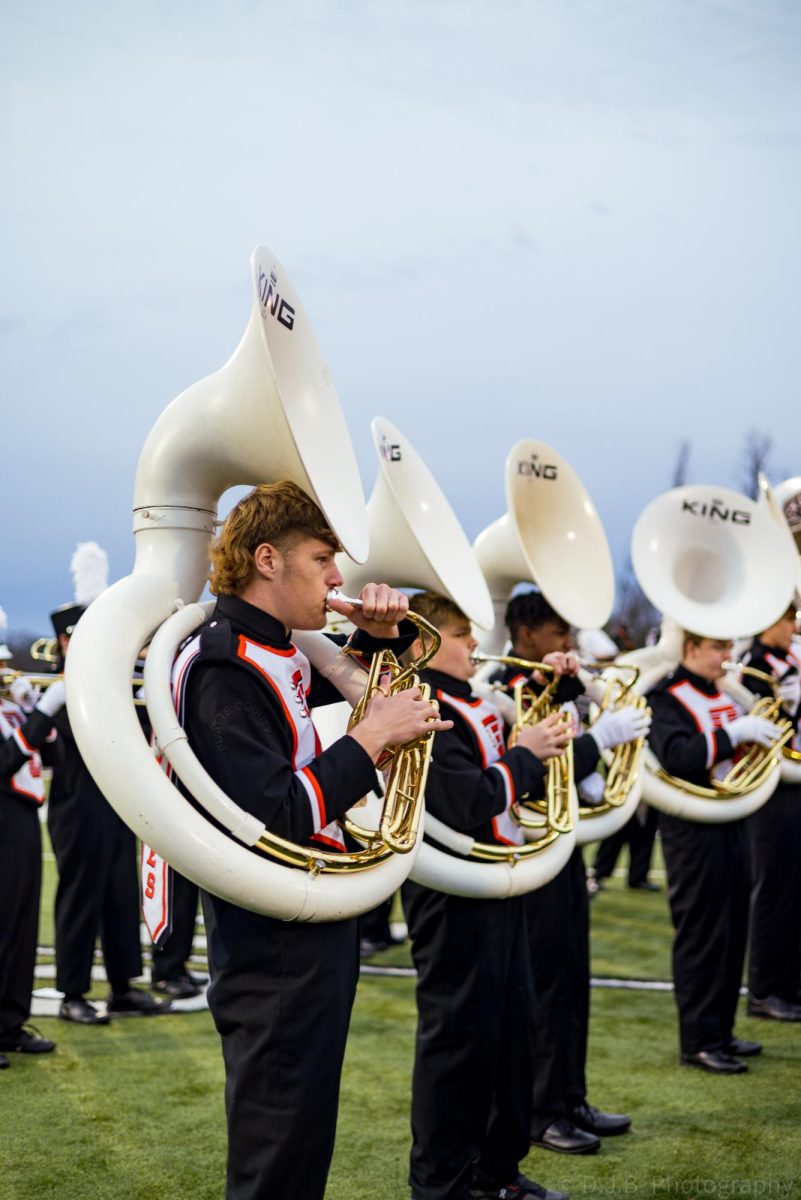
[70,542,109,606]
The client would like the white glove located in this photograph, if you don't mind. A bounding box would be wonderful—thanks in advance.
[724,714,784,748]
[9,676,42,713]
[777,673,801,715]
[578,772,606,807]
[35,679,67,717]
[590,705,652,752]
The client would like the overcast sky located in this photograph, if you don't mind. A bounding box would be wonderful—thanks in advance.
[2,0,800,633]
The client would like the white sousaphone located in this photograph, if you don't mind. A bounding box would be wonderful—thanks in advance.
[66,246,429,923]
[468,439,643,854]
[299,411,494,830]
[625,483,798,821]
[302,419,575,897]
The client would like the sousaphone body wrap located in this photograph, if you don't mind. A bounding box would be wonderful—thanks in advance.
[66,247,426,922]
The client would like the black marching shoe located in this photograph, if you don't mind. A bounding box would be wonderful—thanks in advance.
[152,974,202,1000]
[724,1037,762,1057]
[0,1054,9,1069]
[532,1118,600,1155]
[58,997,110,1026]
[747,994,801,1022]
[680,1049,747,1074]
[0,1024,56,1054]
[107,988,172,1016]
[567,1101,631,1136]
[470,1167,570,1200]
[628,880,661,892]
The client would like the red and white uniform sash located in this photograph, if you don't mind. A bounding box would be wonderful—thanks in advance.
[438,691,525,846]
[667,679,742,780]
[763,648,801,754]
[0,698,48,804]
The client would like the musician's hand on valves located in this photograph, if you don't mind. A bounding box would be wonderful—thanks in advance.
[777,672,801,715]
[35,679,67,718]
[348,680,453,764]
[590,705,652,752]
[9,677,41,713]
[724,714,785,748]
[516,711,573,761]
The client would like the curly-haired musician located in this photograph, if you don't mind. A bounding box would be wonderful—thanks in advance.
[497,592,636,1156]
[741,603,801,1022]
[647,631,785,1073]
[0,626,65,1064]
[400,591,571,1200]
[173,481,451,1200]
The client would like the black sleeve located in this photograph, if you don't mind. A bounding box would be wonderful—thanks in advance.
[573,731,602,782]
[423,702,547,834]
[647,690,734,777]
[183,662,380,842]
[0,708,57,780]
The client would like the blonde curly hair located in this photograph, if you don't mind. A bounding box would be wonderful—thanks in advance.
[208,481,339,596]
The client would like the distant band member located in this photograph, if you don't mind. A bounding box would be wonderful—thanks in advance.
[0,617,64,1063]
[172,481,451,1200]
[742,604,801,1022]
[497,593,640,1153]
[48,602,170,1024]
[401,591,570,1200]
[647,630,785,1072]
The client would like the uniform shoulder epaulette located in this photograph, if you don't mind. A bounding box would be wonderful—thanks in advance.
[199,615,237,662]
[645,670,677,698]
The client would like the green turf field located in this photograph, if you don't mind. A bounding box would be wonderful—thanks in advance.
[3,838,799,1200]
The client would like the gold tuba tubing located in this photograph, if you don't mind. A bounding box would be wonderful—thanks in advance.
[578,660,651,812]
[331,593,443,856]
[469,652,575,836]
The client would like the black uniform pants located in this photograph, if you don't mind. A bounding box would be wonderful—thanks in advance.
[402,881,534,1200]
[748,781,801,1001]
[202,893,359,1200]
[0,796,41,1036]
[593,803,659,886]
[660,814,749,1055]
[48,784,142,996]
[151,869,200,982]
[524,846,589,1137]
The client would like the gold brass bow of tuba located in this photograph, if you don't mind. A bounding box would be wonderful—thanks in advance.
[578,661,650,811]
[470,652,575,836]
[340,601,442,856]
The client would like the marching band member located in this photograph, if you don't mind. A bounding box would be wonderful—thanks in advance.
[401,591,571,1200]
[48,545,171,1025]
[173,481,451,1200]
[497,593,640,1155]
[647,631,785,1072]
[741,603,801,1022]
[0,610,65,1063]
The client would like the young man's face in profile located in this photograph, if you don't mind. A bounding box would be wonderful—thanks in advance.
[682,638,733,683]
[268,535,344,630]
[424,618,477,682]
